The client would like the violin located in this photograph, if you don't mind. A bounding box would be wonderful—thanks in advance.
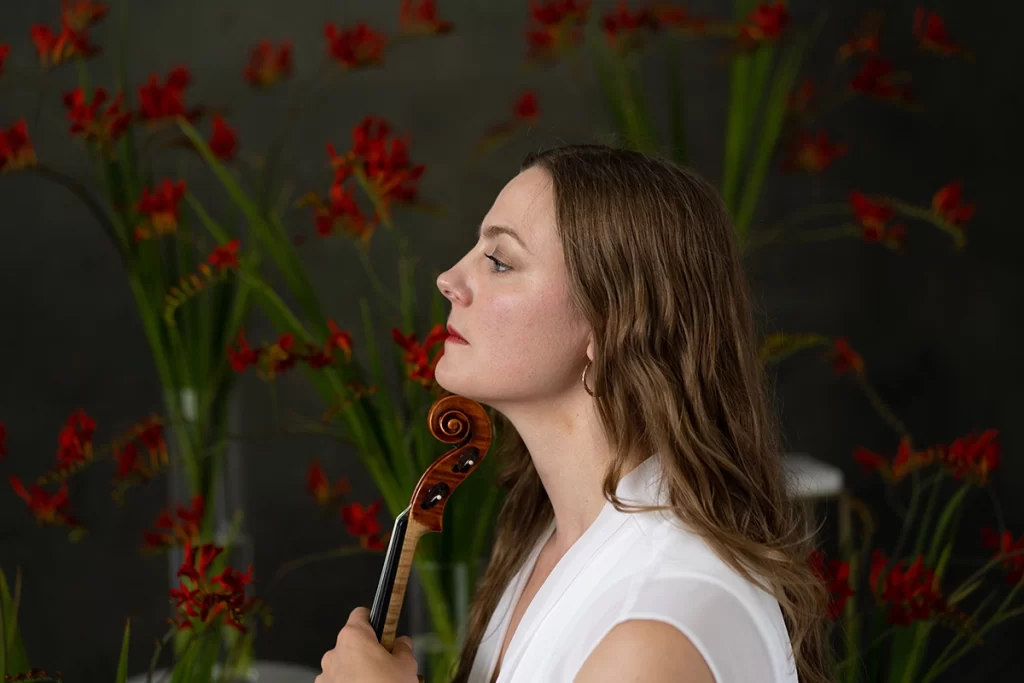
[368,394,493,681]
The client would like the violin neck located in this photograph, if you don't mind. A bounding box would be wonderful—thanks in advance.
[370,505,410,642]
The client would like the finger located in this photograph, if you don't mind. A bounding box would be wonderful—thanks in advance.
[393,635,417,661]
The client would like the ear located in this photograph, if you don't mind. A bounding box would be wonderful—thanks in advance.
[586,337,595,363]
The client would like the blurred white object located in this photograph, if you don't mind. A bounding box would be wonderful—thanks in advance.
[126,661,319,683]
[783,452,844,498]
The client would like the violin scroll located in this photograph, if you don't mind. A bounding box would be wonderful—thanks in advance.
[408,395,493,532]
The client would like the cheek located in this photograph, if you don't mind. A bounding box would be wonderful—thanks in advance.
[484,289,582,366]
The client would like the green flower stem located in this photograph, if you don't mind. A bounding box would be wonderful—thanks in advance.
[268,545,371,592]
[853,373,909,437]
[912,471,946,557]
[835,625,897,674]
[29,165,128,257]
[922,580,1024,683]
[745,202,852,248]
[885,198,966,248]
[838,493,860,683]
[948,548,1024,605]
[357,247,402,314]
[927,485,969,568]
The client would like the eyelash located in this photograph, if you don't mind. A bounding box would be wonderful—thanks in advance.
[485,252,511,274]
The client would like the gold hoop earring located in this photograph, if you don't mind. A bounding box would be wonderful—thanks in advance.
[582,359,599,398]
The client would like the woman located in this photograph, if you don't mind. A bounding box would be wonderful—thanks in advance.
[317,145,832,683]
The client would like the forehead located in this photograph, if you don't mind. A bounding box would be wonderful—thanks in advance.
[482,167,557,250]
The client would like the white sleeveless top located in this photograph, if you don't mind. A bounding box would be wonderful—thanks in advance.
[467,453,799,683]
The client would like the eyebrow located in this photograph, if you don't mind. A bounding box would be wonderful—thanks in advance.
[479,224,531,254]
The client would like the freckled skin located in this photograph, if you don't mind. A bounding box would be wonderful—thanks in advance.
[435,167,590,408]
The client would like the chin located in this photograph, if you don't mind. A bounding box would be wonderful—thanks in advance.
[434,356,496,406]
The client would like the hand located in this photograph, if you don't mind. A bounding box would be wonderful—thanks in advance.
[316,606,421,683]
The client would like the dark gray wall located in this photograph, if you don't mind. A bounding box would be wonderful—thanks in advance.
[1,0,1020,681]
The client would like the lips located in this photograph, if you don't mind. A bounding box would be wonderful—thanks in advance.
[446,324,468,344]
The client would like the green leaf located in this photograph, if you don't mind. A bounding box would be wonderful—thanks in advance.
[114,619,131,683]
[667,38,687,164]
[734,17,824,241]
[927,484,969,569]
[177,118,328,338]
[1,568,30,677]
[722,53,751,213]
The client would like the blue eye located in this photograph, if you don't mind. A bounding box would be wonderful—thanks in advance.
[486,253,511,274]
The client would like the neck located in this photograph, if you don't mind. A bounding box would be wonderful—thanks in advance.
[494,390,637,552]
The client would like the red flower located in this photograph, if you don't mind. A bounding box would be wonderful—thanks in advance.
[787,79,815,116]
[244,40,293,88]
[228,330,261,372]
[31,23,99,67]
[326,319,353,362]
[514,91,539,121]
[208,239,241,271]
[325,22,386,69]
[0,421,7,460]
[62,87,132,147]
[850,58,914,104]
[0,44,9,76]
[526,0,591,62]
[329,116,426,211]
[601,1,658,54]
[0,120,38,173]
[738,2,788,48]
[913,8,970,58]
[340,500,383,550]
[981,528,1024,585]
[171,540,259,633]
[10,475,80,527]
[783,131,848,173]
[138,67,194,122]
[54,408,96,475]
[831,337,863,376]
[809,550,854,620]
[143,494,205,551]
[650,5,706,33]
[837,10,882,61]
[400,0,454,35]
[869,550,948,626]
[931,180,974,231]
[112,415,168,492]
[849,191,904,248]
[229,328,351,376]
[62,0,109,32]
[392,323,448,388]
[5,668,64,682]
[940,429,999,485]
[264,334,297,378]
[298,181,374,242]
[854,437,930,483]
[362,535,385,551]
[209,115,238,161]
[306,459,351,507]
[135,179,187,240]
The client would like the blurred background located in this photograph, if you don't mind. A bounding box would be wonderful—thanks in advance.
[0,1,1020,682]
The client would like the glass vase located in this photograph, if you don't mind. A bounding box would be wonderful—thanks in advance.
[408,557,488,683]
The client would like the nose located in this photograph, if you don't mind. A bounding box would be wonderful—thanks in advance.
[436,268,465,305]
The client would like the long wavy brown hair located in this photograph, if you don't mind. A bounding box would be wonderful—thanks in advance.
[447,144,832,683]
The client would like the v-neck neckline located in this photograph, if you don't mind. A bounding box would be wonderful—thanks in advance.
[486,454,662,682]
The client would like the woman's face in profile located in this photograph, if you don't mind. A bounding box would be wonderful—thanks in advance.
[434,166,591,407]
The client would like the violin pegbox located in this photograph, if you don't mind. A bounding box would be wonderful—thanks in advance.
[408,395,492,532]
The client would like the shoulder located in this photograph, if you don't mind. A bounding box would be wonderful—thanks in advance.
[574,521,796,682]
[573,618,715,683]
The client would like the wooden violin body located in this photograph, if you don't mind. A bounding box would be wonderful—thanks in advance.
[369,394,492,666]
